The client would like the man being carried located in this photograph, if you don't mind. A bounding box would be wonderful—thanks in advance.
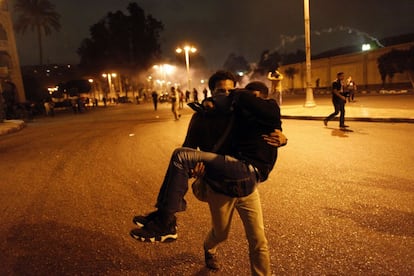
[130,71,286,274]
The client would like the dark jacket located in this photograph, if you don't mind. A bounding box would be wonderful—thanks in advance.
[332,79,346,101]
[183,93,233,153]
[229,90,281,181]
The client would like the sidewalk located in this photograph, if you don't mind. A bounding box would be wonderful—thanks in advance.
[0,119,26,136]
[281,104,414,123]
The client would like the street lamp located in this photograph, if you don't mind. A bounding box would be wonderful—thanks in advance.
[362,44,371,51]
[303,0,316,107]
[88,78,96,99]
[153,64,175,92]
[176,45,197,91]
[102,73,117,97]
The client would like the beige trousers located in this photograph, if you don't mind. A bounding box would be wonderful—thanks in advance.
[204,186,270,276]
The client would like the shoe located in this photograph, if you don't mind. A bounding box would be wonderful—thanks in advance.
[133,210,159,228]
[323,119,328,126]
[340,125,349,128]
[204,249,220,270]
[130,216,177,243]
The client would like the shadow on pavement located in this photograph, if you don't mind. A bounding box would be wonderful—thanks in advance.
[1,220,202,275]
[323,204,414,237]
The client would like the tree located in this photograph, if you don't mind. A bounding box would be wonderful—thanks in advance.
[223,53,250,75]
[253,50,281,77]
[284,67,299,91]
[22,74,48,102]
[282,50,306,65]
[377,47,414,88]
[14,0,61,65]
[78,3,163,75]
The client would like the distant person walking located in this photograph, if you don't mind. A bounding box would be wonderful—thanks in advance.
[170,87,180,120]
[43,99,55,116]
[178,88,184,109]
[185,90,190,102]
[151,91,158,110]
[324,72,348,128]
[346,76,357,102]
[202,88,208,100]
[192,88,199,103]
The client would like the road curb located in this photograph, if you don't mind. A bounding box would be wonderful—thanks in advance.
[0,120,26,136]
[281,115,414,123]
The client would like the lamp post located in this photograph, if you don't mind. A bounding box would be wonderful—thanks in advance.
[102,73,117,98]
[176,45,197,91]
[303,0,316,107]
[88,78,96,99]
[153,64,175,92]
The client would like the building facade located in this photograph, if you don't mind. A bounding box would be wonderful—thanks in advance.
[278,42,414,92]
[0,0,25,102]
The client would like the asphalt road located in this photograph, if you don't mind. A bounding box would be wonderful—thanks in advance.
[0,102,413,275]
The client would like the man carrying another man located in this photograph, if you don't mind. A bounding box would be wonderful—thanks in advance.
[130,71,287,275]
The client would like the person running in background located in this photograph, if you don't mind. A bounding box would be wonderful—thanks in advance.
[346,76,357,102]
[324,72,349,129]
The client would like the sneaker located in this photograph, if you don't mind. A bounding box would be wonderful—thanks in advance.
[132,211,159,228]
[204,250,220,271]
[323,119,328,126]
[340,124,349,128]
[130,217,177,243]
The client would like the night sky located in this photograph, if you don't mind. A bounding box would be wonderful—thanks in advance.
[10,0,414,69]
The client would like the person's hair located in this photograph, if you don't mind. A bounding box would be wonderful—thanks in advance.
[208,70,237,91]
[245,81,269,97]
[337,72,344,77]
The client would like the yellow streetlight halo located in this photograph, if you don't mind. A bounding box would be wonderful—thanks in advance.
[175,44,198,91]
[176,45,197,54]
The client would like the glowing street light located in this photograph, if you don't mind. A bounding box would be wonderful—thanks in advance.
[362,44,371,51]
[176,45,197,91]
[102,73,117,96]
[88,78,94,96]
[153,64,175,92]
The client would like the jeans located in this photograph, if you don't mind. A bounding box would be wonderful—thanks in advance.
[155,147,258,213]
[325,98,345,126]
[204,185,270,276]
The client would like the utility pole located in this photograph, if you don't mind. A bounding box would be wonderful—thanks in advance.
[303,0,316,107]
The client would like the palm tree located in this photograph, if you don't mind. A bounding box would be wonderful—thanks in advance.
[13,0,61,65]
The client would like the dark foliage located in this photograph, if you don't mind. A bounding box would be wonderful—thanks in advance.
[22,74,49,102]
[59,79,92,97]
[253,50,281,76]
[282,50,306,65]
[223,53,250,75]
[377,46,414,87]
[77,2,164,74]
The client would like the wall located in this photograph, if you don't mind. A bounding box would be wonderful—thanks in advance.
[279,42,414,91]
